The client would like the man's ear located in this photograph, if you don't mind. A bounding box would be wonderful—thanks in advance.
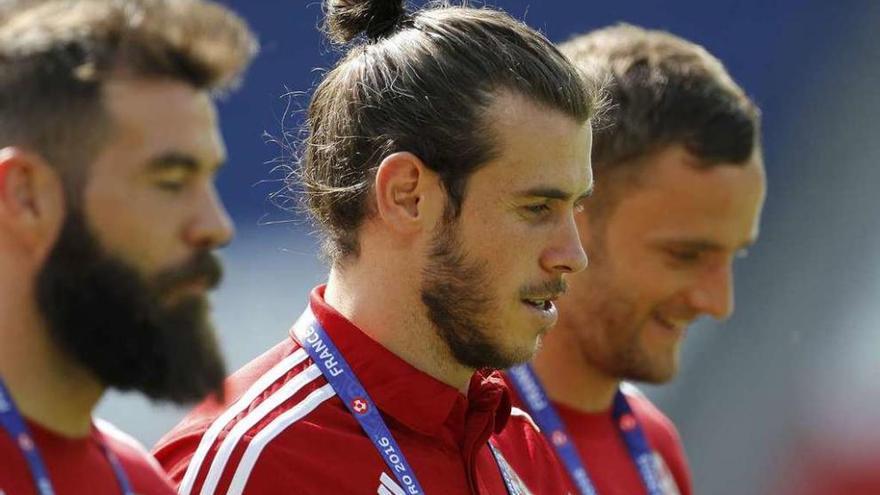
[0,147,66,259]
[373,151,443,235]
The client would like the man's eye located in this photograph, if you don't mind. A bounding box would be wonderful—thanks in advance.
[524,204,551,215]
[156,180,185,192]
[668,250,701,263]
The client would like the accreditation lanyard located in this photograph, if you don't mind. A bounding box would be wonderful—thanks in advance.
[0,377,134,495]
[487,440,534,495]
[507,364,664,495]
[292,309,524,495]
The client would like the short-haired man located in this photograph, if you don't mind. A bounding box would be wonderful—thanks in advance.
[154,0,600,493]
[0,1,256,493]
[506,24,766,495]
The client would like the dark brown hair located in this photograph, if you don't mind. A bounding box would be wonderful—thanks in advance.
[0,0,257,192]
[301,0,600,263]
[561,24,760,184]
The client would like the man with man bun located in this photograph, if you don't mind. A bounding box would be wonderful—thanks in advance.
[154,0,600,493]
[0,0,256,493]
[506,24,766,495]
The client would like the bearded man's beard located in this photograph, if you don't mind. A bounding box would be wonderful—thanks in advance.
[35,210,227,403]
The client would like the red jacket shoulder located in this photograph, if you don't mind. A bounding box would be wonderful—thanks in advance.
[153,338,341,494]
[96,419,176,494]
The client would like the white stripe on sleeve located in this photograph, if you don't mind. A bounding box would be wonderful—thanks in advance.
[198,364,323,495]
[178,349,309,495]
[226,383,337,495]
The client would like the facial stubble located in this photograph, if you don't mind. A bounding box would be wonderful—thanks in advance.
[420,215,539,371]
[580,238,680,384]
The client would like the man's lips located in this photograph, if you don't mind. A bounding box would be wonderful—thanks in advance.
[520,278,567,308]
[154,252,223,294]
[651,312,692,333]
[163,275,213,301]
[521,294,562,311]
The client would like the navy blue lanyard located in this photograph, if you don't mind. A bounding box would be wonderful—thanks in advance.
[292,309,523,495]
[507,364,663,495]
[0,377,134,495]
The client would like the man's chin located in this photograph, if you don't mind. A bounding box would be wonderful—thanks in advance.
[522,333,545,361]
[493,337,542,370]
[624,362,679,385]
[84,293,224,403]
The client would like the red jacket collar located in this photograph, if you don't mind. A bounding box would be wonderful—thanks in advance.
[296,285,512,439]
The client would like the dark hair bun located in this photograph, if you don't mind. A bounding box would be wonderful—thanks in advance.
[325,0,407,43]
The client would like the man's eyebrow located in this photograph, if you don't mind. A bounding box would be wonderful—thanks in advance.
[146,152,223,173]
[517,185,594,202]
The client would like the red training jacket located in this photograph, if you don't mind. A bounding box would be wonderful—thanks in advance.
[505,374,693,495]
[0,418,175,495]
[155,286,571,494]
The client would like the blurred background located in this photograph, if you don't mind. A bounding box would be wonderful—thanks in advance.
[95,1,880,493]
